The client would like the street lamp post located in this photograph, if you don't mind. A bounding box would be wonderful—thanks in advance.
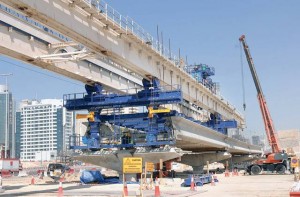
[63,123,68,156]
[0,73,13,158]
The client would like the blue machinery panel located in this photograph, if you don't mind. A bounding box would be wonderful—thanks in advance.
[64,78,237,150]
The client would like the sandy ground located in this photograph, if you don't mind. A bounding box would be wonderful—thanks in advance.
[0,173,295,196]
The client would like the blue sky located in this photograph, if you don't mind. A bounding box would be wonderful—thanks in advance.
[1,0,300,137]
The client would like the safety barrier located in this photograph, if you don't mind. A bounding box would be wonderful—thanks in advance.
[224,170,230,177]
[290,182,300,197]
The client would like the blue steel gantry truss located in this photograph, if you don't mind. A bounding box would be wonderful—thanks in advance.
[64,77,182,149]
[63,77,237,151]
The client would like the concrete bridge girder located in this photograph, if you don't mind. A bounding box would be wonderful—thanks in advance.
[171,116,262,155]
[231,155,259,163]
[0,0,245,125]
[179,152,232,173]
[73,148,184,173]
[0,3,264,157]
[0,10,142,92]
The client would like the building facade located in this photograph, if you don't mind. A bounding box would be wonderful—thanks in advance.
[16,99,74,161]
[252,135,260,146]
[0,85,14,158]
[278,129,300,156]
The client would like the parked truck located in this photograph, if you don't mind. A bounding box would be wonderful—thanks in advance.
[0,158,22,176]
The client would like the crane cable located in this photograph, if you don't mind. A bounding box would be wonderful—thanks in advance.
[240,42,246,111]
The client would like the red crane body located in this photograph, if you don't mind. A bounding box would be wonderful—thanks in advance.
[239,35,280,153]
[239,35,288,174]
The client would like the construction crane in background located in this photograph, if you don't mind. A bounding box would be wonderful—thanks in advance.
[239,35,289,175]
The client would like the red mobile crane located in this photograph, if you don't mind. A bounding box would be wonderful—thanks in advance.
[239,35,289,175]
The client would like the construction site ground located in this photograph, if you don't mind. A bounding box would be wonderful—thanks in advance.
[0,173,294,196]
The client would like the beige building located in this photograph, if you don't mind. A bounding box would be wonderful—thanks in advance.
[277,129,300,156]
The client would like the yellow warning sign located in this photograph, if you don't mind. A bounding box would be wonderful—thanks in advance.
[123,157,142,173]
[291,157,298,168]
[146,162,155,172]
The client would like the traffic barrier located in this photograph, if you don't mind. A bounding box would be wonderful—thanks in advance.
[290,182,300,197]
[0,176,5,193]
[18,170,28,177]
[211,176,216,186]
[190,175,195,191]
[148,178,154,190]
[123,180,128,197]
[232,169,239,176]
[1,171,11,178]
[154,178,161,197]
[290,192,300,197]
[57,179,63,197]
[68,169,75,174]
[30,176,35,185]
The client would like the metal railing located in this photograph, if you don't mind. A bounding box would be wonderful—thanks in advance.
[0,2,242,117]
[79,0,182,67]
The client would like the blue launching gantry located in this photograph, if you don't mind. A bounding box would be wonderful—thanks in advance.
[64,76,238,151]
[186,64,217,94]
[63,77,182,150]
[203,113,237,135]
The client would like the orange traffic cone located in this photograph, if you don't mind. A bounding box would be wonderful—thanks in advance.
[225,170,229,177]
[154,178,160,197]
[57,180,63,197]
[235,169,239,176]
[30,176,35,185]
[190,175,195,191]
[123,180,128,197]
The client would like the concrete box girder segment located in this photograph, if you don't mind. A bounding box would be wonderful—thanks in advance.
[180,152,232,172]
[0,10,142,92]
[171,116,262,154]
[73,147,184,173]
[1,0,244,126]
[0,2,263,157]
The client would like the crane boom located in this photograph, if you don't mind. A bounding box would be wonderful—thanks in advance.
[239,35,281,153]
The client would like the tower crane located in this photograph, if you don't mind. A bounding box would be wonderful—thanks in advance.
[239,35,288,175]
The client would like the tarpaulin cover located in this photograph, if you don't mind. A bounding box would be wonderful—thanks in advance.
[80,170,122,184]
[80,170,104,184]
[181,174,212,187]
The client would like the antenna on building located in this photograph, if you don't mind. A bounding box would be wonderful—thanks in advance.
[161,31,164,55]
[168,38,171,59]
[156,25,160,51]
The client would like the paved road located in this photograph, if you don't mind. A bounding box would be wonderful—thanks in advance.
[0,174,295,196]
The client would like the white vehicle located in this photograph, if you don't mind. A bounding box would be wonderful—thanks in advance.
[0,159,22,175]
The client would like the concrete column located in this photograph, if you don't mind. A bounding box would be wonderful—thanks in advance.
[179,152,232,173]
[192,166,204,174]
[221,155,258,171]
[159,159,163,178]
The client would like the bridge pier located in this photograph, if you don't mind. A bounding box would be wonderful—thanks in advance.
[221,154,259,171]
[180,152,232,173]
[231,155,258,163]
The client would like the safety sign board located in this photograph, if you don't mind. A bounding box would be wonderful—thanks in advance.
[146,162,155,172]
[123,157,142,173]
[291,157,298,168]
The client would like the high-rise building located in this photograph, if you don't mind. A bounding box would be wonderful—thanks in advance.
[252,135,260,146]
[16,99,74,161]
[0,85,15,158]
